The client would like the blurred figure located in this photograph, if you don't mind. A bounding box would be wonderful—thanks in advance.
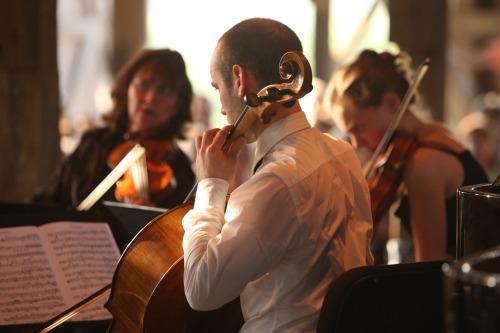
[324,49,489,262]
[455,98,500,182]
[31,48,196,209]
[177,93,212,164]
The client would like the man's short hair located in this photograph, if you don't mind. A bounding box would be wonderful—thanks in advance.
[216,18,303,89]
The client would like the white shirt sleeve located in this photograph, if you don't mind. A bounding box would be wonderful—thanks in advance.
[182,174,297,311]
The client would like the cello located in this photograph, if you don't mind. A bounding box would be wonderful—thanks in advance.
[28,50,313,333]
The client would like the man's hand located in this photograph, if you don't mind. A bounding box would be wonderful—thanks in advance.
[195,125,247,182]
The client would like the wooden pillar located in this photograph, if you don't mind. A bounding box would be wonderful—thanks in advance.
[112,0,146,74]
[313,0,333,81]
[388,0,447,121]
[0,0,60,203]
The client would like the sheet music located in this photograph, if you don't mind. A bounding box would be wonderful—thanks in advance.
[0,226,67,325]
[42,222,121,321]
[0,222,121,325]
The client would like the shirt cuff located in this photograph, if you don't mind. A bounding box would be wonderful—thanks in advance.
[194,178,229,212]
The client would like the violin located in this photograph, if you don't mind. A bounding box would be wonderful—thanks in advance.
[367,133,418,226]
[107,139,175,206]
[29,51,313,333]
[364,59,430,228]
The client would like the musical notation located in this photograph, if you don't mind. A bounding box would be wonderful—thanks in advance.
[0,221,121,325]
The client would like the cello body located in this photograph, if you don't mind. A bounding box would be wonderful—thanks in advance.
[104,201,243,332]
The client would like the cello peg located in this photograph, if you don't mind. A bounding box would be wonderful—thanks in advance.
[245,93,261,107]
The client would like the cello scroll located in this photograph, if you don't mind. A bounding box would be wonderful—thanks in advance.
[224,51,313,147]
[245,51,313,124]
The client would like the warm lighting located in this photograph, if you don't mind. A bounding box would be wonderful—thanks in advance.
[146,0,315,129]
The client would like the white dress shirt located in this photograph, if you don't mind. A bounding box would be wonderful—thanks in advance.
[182,111,373,332]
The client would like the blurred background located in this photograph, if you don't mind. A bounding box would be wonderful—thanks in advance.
[1,0,499,203]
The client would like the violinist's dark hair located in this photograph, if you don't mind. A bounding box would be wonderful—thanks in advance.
[326,49,414,108]
[215,18,303,89]
[103,48,192,139]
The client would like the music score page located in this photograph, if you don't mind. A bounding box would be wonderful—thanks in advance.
[0,221,121,325]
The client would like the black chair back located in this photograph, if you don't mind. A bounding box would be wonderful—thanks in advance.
[317,260,447,333]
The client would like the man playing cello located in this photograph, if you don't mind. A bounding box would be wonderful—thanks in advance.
[182,18,373,332]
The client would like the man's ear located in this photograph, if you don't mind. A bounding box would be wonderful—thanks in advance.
[232,64,251,98]
[382,92,401,114]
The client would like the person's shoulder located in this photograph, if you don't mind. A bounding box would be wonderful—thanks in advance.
[81,127,112,139]
[78,126,122,145]
[315,131,358,157]
[405,145,459,189]
[73,127,122,154]
[263,131,344,182]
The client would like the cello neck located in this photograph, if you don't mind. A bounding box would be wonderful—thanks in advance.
[181,106,258,203]
[182,51,313,204]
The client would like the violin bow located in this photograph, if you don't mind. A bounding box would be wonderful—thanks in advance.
[77,144,146,211]
[363,58,430,179]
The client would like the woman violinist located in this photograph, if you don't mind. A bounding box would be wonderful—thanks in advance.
[324,50,488,262]
[31,49,195,209]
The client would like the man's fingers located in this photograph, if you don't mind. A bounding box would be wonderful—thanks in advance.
[200,128,220,150]
[227,136,247,160]
[194,125,244,182]
[195,135,202,152]
[212,125,233,147]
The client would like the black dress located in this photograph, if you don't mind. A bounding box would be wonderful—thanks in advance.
[395,144,489,258]
[30,127,195,209]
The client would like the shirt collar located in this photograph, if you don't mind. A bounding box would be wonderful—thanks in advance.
[252,112,311,172]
